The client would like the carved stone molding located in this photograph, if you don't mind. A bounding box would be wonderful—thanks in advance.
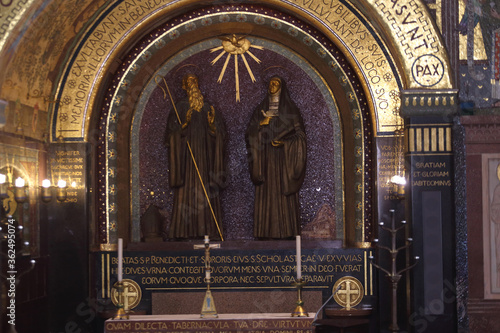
[469,298,500,332]
[468,298,500,313]
[400,89,459,116]
[461,115,500,144]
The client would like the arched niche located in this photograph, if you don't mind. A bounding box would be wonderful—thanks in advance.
[93,5,375,247]
[45,0,454,248]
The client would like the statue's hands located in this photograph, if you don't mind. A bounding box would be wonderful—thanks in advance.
[259,110,272,127]
[181,119,190,134]
[271,140,283,147]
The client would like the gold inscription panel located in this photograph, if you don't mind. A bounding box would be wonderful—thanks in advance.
[411,161,451,187]
[107,254,364,286]
[377,143,402,201]
[49,146,86,203]
[97,249,374,298]
[105,317,314,332]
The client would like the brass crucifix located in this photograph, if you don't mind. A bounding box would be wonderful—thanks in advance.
[194,235,221,318]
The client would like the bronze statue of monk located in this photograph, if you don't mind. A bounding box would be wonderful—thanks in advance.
[165,74,226,239]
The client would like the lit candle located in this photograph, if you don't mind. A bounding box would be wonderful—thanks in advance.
[204,235,210,281]
[15,177,25,187]
[42,179,51,188]
[58,179,67,188]
[118,238,123,282]
[296,235,302,280]
[0,174,8,199]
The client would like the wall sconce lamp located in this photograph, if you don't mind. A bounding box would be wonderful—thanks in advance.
[40,179,67,203]
[0,174,8,199]
[57,180,67,202]
[0,174,29,203]
[1,174,68,203]
[390,175,406,199]
[14,177,28,203]
[41,179,52,203]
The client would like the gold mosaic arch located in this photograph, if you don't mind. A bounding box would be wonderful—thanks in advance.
[48,0,453,141]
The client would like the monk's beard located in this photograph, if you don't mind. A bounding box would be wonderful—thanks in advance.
[186,85,204,112]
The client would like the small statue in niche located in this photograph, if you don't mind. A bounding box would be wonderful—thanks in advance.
[141,205,164,242]
[165,74,226,240]
[245,76,307,239]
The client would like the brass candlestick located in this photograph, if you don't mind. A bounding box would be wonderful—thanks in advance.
[113,281,129,320]
[291,278,308,317]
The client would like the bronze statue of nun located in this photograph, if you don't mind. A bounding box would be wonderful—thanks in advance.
[245,76,307,239]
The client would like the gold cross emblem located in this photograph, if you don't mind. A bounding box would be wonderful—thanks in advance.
[111,279,142,310]
[333,276,364,310]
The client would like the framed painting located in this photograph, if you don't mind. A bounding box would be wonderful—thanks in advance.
[483,153,500,299]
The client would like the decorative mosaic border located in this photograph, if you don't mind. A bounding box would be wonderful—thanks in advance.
[0,0,35,55]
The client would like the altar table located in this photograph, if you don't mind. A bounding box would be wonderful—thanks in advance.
[105,313,315,333]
